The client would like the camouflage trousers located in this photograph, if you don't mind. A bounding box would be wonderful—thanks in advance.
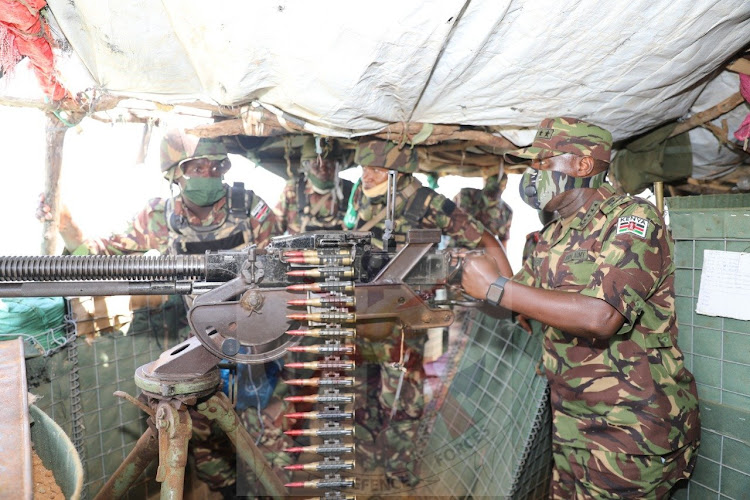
[353,334,426,487]
[236,393,295,496]
[190,409,237,490]
[550,441,699,499]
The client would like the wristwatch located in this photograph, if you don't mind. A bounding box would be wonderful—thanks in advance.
[485,276,509,306]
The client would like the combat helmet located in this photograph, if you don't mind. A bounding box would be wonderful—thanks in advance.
[300,136,344,162]
[354,138,419,174]
[160,129,229,182]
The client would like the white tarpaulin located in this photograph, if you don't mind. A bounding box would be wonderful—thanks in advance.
[43,0,750,142]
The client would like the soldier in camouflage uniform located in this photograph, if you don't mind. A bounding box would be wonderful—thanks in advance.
[39,129,285,498]
[274,135,353,234]
[452,168,513,246]
[461,117,700,499]
[347,138,512,487]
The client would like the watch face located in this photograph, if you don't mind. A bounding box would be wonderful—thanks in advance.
[486,283,503,305]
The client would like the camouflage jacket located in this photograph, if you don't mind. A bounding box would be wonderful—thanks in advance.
[453,181,513,242]
[352,175,485,250]
[514,183,700,455]
[274,177,352,235]
[80,184,276,255]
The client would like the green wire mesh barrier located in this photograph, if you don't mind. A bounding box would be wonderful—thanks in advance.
[27,296,189,499]
[414,309,552,499]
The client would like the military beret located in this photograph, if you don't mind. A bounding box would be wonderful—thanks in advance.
[505,117,612,164]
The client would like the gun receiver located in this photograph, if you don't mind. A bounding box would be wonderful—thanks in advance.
[0,230,457,365]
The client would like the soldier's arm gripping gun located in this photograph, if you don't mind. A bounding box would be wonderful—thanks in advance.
[0,229,460,366]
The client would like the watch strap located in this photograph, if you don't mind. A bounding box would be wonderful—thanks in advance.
[485,275,509,306]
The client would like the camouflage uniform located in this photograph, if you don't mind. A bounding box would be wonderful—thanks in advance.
[274,137,352,234]
[507,118,700,498]
[350,139,486,486]
[74,131,282,494]
[78,192,275,256]
[452,172,513,243]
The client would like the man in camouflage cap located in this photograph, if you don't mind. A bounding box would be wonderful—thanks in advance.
[274,135,353,234]
[452,167,513,247]
[461,117,700,498]
[347,137,513,488]
[37,129,282,498]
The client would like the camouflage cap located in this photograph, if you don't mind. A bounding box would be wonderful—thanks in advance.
[504,117,612,164]
[300,136,343,161]
[160,129,229,180]
[354,138,419,173]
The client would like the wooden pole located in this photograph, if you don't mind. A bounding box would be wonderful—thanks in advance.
[654,181,664,214]
[41,114,68,255]
[668,92,745,138]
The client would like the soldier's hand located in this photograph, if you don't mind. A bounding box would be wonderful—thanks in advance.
[461,253,503,300]
[36,193,73,226]
[515,313,533,334]
[35,193,53,221]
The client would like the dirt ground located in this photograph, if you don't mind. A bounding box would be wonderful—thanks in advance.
[32,448,64,500]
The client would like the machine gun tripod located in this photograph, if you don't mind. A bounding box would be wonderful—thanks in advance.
[0,229,463,498]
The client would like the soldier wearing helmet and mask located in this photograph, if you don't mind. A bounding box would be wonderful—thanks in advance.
[345,137,513,487]
[275,135,353,235]
[36,129,281,497]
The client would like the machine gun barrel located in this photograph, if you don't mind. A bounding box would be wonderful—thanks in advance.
[0,253,248,297]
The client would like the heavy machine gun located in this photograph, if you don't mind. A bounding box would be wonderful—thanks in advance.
[0,229,466,498]
[0,229,459,363]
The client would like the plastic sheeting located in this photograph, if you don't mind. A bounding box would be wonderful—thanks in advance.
[44,0,750,142]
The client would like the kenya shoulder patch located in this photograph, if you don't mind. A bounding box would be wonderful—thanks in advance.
[617,215,649,238]
[251,200,271,222]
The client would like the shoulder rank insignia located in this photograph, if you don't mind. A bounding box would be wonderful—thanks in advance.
[251,200,271,223]
[617,215,649,238]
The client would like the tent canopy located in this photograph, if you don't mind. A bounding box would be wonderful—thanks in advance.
[2,0,749,189]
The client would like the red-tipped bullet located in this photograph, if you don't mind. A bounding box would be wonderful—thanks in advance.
[286,256,353,265]
[285,479,355,489]
[284,411,353,420]
[284,393,354,404]
[286,281,354,292]
[287,296,355,307]
[285,361,354,370]
[286,328,356,338]
[284,444,354,454]
[286,344,355,354]
[284,426,354,437]
[283,249,350,258]
[286,267,354,278]
[284,460,355,471]
[286,312,356,323]
[284,377,354,387]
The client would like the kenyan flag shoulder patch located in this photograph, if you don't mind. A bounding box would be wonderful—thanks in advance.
[251,200,271,222]
[617,215,649,238]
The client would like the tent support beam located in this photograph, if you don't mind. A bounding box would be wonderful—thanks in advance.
[669,92,745,138]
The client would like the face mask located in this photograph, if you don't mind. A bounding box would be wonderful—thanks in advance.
[519,167,607,210]
[182,177,225,206]
[362,180,390,199]
[308,172,335,192]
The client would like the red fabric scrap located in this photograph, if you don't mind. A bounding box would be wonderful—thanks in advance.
[0,0,68,101]
[733,74,750,144]
[0,0,45,32]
